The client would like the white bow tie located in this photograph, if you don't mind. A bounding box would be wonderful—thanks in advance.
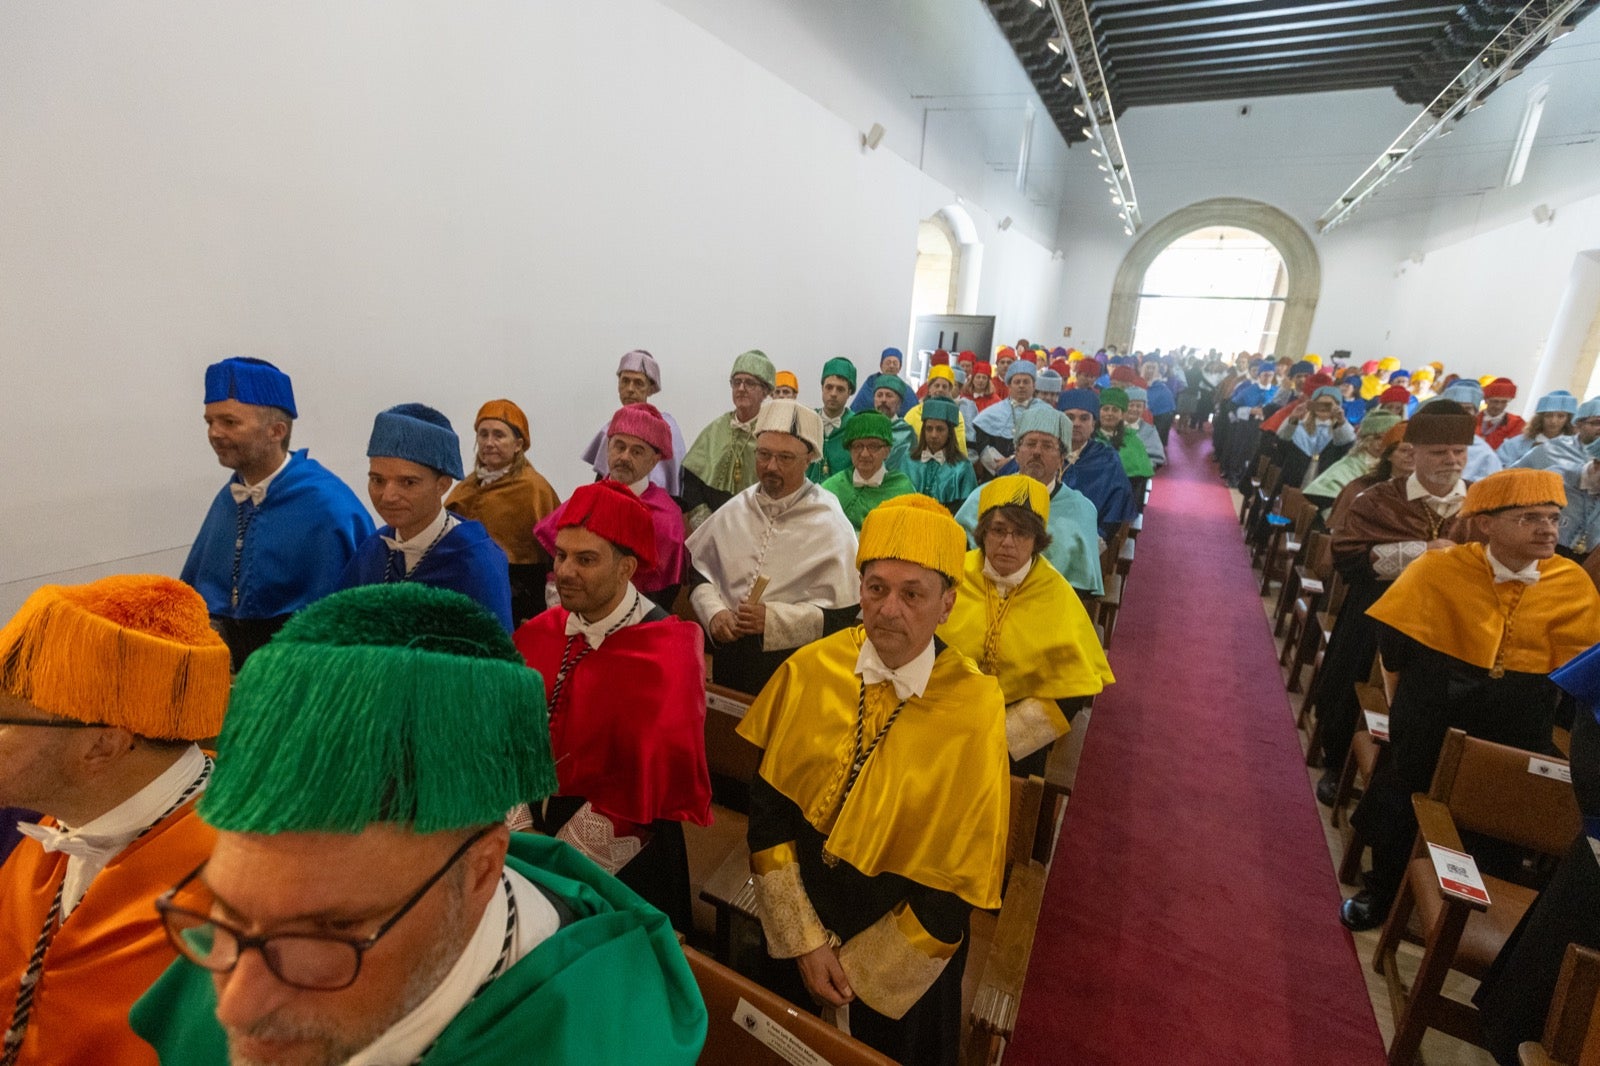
[381,536,406,552]
[229,481,267,506]
[16,821,105,861]
[859,662,918,700]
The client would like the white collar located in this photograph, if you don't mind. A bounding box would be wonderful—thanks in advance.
[563,584,648,649]
[819,409,845,432]
[982,554,1033,596]
[855,636,937,700]
[731,411,759,433]
[229,451,292,505]
[1482,413,1504,426]
[381,508,457,573]
[755,481,810,519]
[18,745,207,917]
[918,449,946,464]
[346,867,558,1066]
[1405,473,1466,507]
[475,462,513,486]
[852,467,887,489]
[626,476,650,497]
[1485,546,1542,585]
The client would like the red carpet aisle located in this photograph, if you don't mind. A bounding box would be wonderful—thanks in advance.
[1004,431,1387,1066]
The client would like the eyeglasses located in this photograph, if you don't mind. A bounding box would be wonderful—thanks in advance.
[984,527,1034,545]
[1505,512,1561,529]
[0,717,105,728]
[729,376,767,392]
[755,448,806,466]
[850,440,889,453]
[155,825,491,992]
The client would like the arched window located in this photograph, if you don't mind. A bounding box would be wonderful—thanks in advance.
[1132,226,1287,354]
[1105,198,1320,360]
[911,217,960,318]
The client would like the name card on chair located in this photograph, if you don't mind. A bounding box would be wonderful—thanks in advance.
[731,997,830,1066]
[1363,711,1390,742]
[707,691,751,719]
[1528,757,1572,784]
[1427,844,1491,906]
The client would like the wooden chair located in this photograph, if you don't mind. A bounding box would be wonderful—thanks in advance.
[1095,522,1131,648]
[1259,489,1314,595]
[1519,944,1600,1065]
[1274,528,1327,637]
[1373,729,1583,1066]
[1239,454,1271,526]
[1039,708,1090,865]
[685,944,898,1066]
[1243,464,1284,551]
[963,860,1048,1066]
[1277,533,1331,693]
[1296,574,1347,737]
[689,685,761,960]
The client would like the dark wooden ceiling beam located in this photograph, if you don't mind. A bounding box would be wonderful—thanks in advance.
[1116,55,1413,87]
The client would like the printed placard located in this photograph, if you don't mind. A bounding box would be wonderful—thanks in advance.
[706,692,750,719]
[732,998,831,1066]
[1363,711,1390,742]
[1299,577,1325,596]
[1427,843,1491,905]
[1528,757,1572,784]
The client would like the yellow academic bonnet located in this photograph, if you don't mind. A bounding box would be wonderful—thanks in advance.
[1461,468,1566,517]
[977,474,1050,525]
[856,494,967,584]
[0,575,230,740]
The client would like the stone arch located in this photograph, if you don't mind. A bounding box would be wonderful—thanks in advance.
[1105,197,1320,360]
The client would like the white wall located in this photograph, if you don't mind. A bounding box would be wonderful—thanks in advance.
[0,0,1066,602]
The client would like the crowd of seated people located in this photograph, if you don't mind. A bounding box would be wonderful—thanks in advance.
[1210,349,1600,1065]
[0,340,1160,1065]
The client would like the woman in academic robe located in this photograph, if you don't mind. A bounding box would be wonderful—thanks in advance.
[445,399,561,625]
[938,475,1114,777]
[904,397,977,514]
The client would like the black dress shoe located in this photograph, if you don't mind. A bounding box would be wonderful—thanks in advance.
[1315,771,1340,808]
[1340,891,1391,932]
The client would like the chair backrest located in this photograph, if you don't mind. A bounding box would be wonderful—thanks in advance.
[1549,943,1600,1065]
[1252,454,1271,485]
[1278,485,1306,519]
[1291,498,1319,541]
[685,945,898,1066]
[1304,531,1333,580]
[1431,729,1582,858]
[1101,521,1130,580]
[704,683,761,786]
[1007,775,1046,877]
[1260,464,1283,497]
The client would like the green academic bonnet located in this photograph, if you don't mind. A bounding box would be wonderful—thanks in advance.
[200,584,556,834]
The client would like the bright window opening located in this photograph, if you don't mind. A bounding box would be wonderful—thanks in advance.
[910,219,958,320]
[1131,226,1286,354]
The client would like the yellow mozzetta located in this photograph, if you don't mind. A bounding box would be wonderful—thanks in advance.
[737,626,1009,910]
[1367,542,1600,675]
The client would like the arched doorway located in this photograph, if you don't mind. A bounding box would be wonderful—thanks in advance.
[1131,226,1287,355]
[911,217,959,318]
[1105,198,1320,360]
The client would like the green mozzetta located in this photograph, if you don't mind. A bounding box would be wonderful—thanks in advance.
[1104,429,1153,479]
[130,834,708,1065]
[807,409,855,484]
[819,469,916,530]
[682,414,758,496]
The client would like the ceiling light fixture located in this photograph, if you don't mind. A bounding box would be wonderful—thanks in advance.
[1320,0,1586,233]
[1042,0,1141,235]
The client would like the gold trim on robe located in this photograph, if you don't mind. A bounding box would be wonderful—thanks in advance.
[737,627,1009,910]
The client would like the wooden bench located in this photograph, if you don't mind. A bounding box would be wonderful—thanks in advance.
[686,944,898,1065]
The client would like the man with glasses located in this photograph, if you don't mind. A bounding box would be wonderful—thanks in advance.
[679,350,775,528]
[130,583,707,1064]
[820,412,915,531]
[685,400,860,696]
[1340,469,1600,931]
[0,575,230,1066]
[955,406,1104,599]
